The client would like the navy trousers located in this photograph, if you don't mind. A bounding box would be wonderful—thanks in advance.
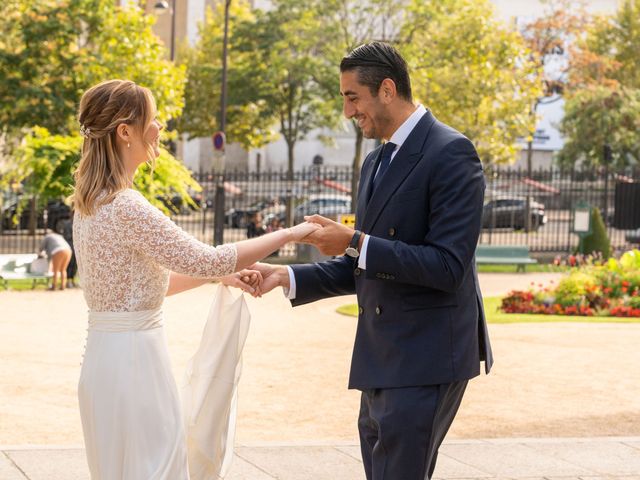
[358,381,468,480]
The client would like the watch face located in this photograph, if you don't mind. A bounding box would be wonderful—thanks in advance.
[345,247,359,257]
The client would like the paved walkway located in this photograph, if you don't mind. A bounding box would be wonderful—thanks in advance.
[2,437,640,479]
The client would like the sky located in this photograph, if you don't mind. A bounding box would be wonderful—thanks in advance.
[490,0,621,22]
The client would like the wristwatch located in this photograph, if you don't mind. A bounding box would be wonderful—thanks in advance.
[345,230,363,258]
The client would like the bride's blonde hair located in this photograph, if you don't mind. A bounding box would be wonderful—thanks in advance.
[73,79,157,216]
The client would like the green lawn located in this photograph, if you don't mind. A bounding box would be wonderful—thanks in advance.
[336,296,640,324]
[0,278,52,291]
[476,264,568,273]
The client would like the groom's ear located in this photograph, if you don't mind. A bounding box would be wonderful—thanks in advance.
[379,78,397,105]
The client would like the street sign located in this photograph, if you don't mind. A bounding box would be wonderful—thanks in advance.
[338,213,356,229]
[212,131,225,151]
[571,200,592,253]
[571,200,592,235]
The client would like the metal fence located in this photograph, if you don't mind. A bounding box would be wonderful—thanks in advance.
[2,166,639,259]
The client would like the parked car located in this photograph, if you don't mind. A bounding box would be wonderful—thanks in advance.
[1,197,71,232]
[482,197,546,231]
[225,198,285,228]
[293,194,352,225]
[225,200,269,229]
[46,200,72,232]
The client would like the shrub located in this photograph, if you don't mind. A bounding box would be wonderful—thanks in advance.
[579,207,612,259]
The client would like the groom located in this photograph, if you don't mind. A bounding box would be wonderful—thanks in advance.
[255,42,493,480]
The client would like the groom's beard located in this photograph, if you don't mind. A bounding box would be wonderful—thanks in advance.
[362,109,394,140]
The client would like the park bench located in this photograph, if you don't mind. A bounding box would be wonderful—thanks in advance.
[0,254,52,289]
[475,245,538,272]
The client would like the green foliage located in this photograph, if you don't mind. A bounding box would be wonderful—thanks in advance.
[0,127,200,215]
[0,1,195,211]
[554,271,595,307]
[230,0,343,173]
[0,0,184,135]
[560,1,640,168]
[581,0,640,90]
[580,208,612,259]
[178,1,276,150]
[133,148,201,215]
[399,0,542,164]
[619,249,640,271]
[84,6,186,127]
[558,86,640,168]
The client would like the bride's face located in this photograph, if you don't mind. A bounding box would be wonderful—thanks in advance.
[142,117,163,159]
[125,117,163,167]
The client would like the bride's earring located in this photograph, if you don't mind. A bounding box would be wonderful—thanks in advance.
[127,142,130,148]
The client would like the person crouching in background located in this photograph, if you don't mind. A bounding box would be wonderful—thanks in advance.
[39,229,72,290]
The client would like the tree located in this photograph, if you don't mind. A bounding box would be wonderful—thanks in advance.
[178,1,277,151]
[314,0,405,209]
[0,1,198,216]
[400,0,542,165]
[0,0,185,135]
[559,0,640,168]
[557,86,640,169]
[0,0,98,135]
[232,0,340,177]
[574,0,640,90]
[519,0,590,172]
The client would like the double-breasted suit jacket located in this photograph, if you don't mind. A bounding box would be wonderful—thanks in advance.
[291,110,493,390]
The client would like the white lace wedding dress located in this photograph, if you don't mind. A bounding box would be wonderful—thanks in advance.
[74,188,240,480]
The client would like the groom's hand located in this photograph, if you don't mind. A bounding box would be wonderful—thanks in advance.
[302,215,356,256]
[219,269,262,294]
[249,263,290,297]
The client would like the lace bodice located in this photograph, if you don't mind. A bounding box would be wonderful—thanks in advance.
[73,189,237,312]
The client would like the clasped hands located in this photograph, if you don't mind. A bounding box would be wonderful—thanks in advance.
[221,215,356,296]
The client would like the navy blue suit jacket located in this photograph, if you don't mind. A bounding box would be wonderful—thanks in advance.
[291,110,494,390]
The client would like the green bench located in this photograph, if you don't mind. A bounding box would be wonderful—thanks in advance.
[0,254,52,289]
[475,245,538,272]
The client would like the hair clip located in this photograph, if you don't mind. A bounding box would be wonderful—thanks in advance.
[80,124,91,138]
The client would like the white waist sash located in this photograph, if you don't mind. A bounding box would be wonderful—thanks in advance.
[88,308,163,332]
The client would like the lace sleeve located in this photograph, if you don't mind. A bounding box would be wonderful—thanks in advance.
[113,189,237,278]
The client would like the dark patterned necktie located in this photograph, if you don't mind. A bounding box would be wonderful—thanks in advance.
[371,141,397,194]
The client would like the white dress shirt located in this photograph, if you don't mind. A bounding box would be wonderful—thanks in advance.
[285,104,428,299]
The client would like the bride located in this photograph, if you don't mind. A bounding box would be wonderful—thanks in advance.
[72,79,318,479]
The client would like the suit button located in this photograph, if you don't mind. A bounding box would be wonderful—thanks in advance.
[376,273,382,278]
[375,306,381,315]
[388,228,396,237]
[358,306,364,315]
[354,268,361,276]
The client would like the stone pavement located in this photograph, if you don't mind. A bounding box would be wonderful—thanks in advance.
[2,437,640,480]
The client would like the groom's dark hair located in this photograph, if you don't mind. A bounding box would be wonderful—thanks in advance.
[340,42,413,102]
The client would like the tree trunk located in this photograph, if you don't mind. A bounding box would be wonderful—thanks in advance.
[350,124,363,212]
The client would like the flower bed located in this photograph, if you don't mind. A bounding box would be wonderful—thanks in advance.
[501,249,640,318]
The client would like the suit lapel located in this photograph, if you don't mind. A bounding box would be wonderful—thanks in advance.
[362,111,436,232]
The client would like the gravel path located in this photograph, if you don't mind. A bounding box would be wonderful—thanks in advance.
[1,272,639,445]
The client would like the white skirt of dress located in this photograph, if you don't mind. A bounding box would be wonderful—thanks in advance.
[78,286,249,480]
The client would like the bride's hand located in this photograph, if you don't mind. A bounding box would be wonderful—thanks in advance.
[288,221,321,242]
[219,269,263,294]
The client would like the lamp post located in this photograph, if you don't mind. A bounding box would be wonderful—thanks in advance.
[213,0,232,246]
[153,0,176,61]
